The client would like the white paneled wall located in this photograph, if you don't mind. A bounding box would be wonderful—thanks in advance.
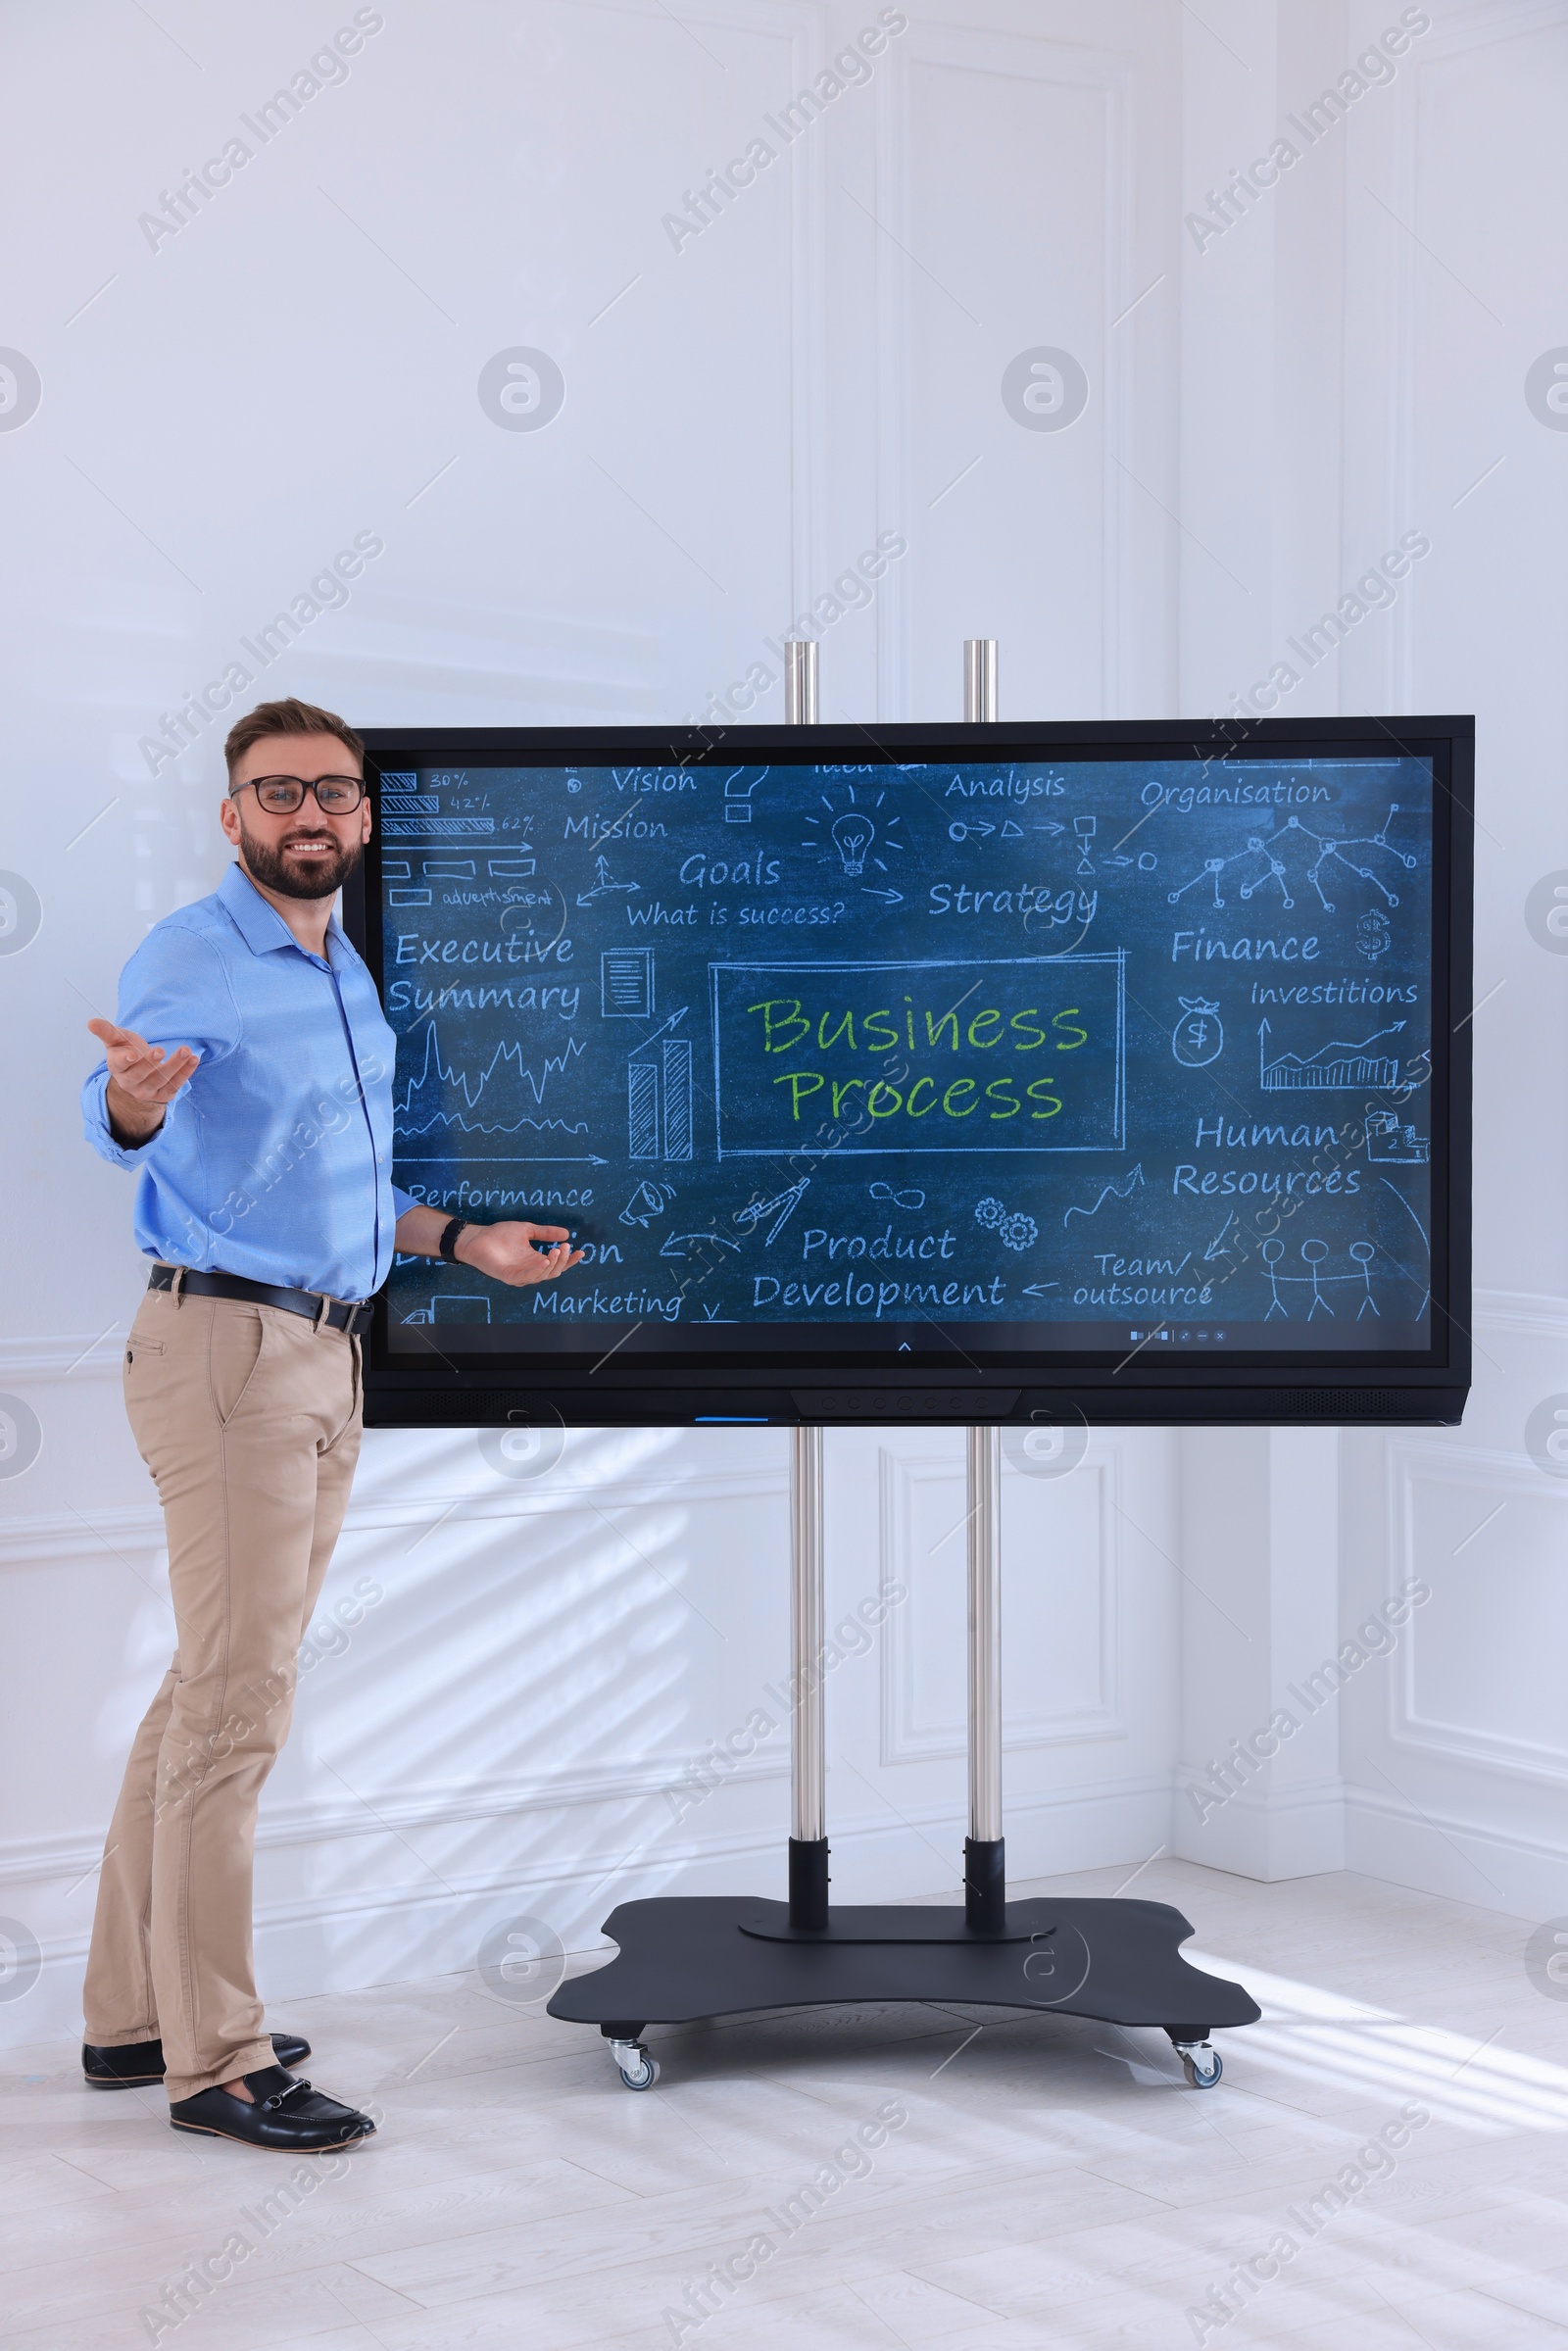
[3,0,1568,2047]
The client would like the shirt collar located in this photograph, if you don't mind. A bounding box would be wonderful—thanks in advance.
[219,862,348,965]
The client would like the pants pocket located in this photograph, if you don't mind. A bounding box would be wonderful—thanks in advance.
[208,1306,267,1427]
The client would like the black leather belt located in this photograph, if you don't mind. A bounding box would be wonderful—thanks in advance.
[147,1264,374,1337]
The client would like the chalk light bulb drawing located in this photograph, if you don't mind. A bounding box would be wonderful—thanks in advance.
[830,809,875,876]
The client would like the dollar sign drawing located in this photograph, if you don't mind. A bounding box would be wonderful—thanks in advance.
[1356,909,1391,964]
[1172,997,1223,1067]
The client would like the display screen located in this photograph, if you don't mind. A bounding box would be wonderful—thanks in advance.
[353,724,1463,1399]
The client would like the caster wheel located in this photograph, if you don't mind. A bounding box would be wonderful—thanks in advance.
[1179,2044,1222,2089]
[607,2036,660,2090]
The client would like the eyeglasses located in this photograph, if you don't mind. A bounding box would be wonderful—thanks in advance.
[234,774,367,814]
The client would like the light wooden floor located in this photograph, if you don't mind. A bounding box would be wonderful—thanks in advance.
[5,1860,1567,2350]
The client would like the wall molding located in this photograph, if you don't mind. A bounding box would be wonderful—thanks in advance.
[1387,1439,1568,1786]
[1472,1287,1568,1341]
[877,1440,1121,1767]
[0,1763,1175,1945]
[0,1332,130,1384]
[871,18,1141,718]
[0,1460,790,1569]
[0,1502,166,1567]
[0,1747,791,1895]
[1347,1781,1568,1923]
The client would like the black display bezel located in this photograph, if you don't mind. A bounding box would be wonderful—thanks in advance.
[345,716,1473,1428]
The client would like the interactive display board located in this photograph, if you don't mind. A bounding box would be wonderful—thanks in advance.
[348,720,1472,1426]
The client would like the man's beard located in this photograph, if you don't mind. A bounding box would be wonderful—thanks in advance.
[238,818,364,901]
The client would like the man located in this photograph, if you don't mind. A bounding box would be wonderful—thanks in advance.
[79,697,581,2151]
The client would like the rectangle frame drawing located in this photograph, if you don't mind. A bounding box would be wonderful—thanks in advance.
[709,955,1127,1157]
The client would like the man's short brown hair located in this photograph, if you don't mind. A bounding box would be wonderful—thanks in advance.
[223,698,364,784]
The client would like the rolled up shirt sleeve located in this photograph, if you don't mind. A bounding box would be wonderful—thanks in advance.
[81,928,241,1170]
[391,1184,417,1222]
[83,864,407,1298]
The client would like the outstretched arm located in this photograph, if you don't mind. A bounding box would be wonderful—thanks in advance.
[86,1019,201,1149]
[393,1204,584,1288]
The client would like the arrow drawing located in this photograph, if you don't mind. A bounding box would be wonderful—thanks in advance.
[860,887,904,904]
[1063,1164,1145,1227]
[397,1153,610,1165]
[1203,1209,1236,1261]
[576,853,640,906]
[1021,1283,1062,1299]
[1258,1018,1404,1094]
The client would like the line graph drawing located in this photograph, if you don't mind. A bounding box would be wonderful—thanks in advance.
[1063,1164,1144,1226]
[395,1022,588,1137]
[1258,1018,1404,1093]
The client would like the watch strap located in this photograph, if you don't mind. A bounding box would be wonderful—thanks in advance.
[438,1215,472,1264]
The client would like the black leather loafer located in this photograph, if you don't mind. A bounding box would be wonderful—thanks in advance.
[169,2063,375,2151]
[84,2031,311,2087]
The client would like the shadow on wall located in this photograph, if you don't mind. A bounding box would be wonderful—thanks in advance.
[258,1424,786,1991]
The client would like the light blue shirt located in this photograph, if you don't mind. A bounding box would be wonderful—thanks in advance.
[82,863,414,1300]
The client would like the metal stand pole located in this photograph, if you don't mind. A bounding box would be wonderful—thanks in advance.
[788,1425,829,1928]
[963,637,998,724]
[964,1425,1005,1930]
[962,637,1005,1933]
[783,636,829,1929]
[785,638,818,726]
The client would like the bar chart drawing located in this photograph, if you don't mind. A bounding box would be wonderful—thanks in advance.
[629,1016,694,1161]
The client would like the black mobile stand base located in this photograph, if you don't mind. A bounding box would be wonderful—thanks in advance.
[548,1426,1260,2093]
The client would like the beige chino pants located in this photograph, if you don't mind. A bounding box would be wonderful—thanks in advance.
[83,1281,362,2100]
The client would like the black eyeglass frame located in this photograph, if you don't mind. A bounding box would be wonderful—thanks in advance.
[231,774,368,813]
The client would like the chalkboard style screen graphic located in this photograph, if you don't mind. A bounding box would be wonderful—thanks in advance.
[349,719,1472,1427]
